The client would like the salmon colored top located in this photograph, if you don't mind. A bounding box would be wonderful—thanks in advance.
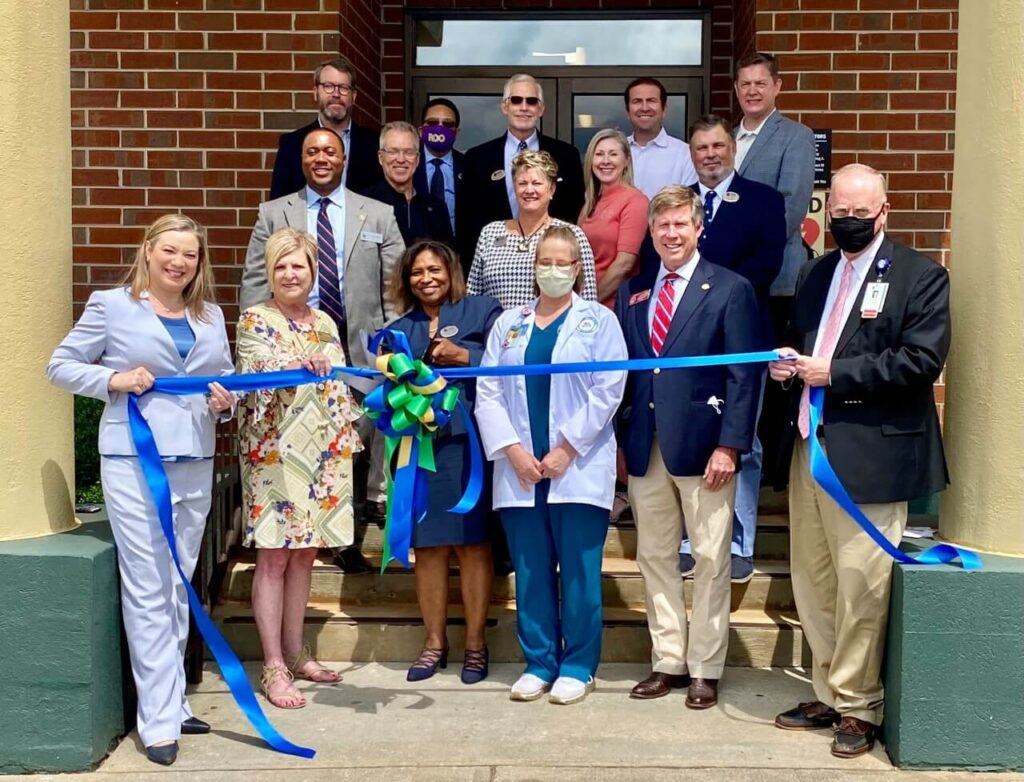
[578,183,650,308]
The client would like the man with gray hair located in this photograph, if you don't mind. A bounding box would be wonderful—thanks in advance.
[461,73,584,257]
[364,121,453,246]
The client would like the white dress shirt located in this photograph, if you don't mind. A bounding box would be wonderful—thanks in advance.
[304,184,346,310]
[628,127,697,200]
[735,109,776,170]
[648,249,701,335]
[812,230,885,356]
[504,130,539,217]
[696,171,736,223]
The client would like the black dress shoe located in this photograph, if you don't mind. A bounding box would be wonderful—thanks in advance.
[145,741,179,766]
[363,500,387,529]
[775,700,841,731]
[629,671,691,699]
[181,716,210,735]
[333,547,375,574]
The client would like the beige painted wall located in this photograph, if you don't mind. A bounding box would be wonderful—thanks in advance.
[940,0,1024,555]
[0,0,76,540]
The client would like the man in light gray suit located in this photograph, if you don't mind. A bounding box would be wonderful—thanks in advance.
[729,51,814,579]
[241,126,405,573]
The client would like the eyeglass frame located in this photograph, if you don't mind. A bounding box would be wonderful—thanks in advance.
[380,147,420,160]
[317,81,355,96]
[826,202,888,220]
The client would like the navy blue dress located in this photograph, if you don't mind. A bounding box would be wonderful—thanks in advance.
[389,295,502,548]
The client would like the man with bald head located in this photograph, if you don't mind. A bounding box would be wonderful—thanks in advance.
[768,163,950,758]
[242,125,405,573]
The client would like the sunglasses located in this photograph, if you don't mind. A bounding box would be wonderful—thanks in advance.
[507,95,541,106]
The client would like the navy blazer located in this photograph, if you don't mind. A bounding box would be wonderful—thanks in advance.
[691,174,786,345]
[387,295,502,434]
[615,259,761,478]
[269,119,383,199]
[460,133,585,265]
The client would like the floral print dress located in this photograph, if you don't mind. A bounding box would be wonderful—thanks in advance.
[236,303,363,549]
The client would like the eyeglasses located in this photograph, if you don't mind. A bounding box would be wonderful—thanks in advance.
[424,118,458,128]
[828,205,883,220]
[506,95,541,107]
[536,259,576,269]
[382,147,418,160]
[318,82,354,96]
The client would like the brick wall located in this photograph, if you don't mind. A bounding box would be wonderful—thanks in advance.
[70,0,354,326]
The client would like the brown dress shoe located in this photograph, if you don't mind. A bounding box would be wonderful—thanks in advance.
[629,671,690,699]
[775,700,841,731]
[831,716,877,758]
[685,678,719,709]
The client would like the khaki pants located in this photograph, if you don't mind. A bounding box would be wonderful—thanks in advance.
[789,439,907,725]
[629,439,734,679]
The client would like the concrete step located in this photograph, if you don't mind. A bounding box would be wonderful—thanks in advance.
[221,554,796,613]
[213,601,810,668]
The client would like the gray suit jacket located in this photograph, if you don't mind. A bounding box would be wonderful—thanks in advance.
[736,112,815,296]
[240,187,406,366]
[47,287,233,457]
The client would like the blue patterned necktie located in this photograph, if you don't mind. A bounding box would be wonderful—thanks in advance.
[429,158,445,203]
[517,139,527,153]
[316,198,346,327]
[704,189,717,223]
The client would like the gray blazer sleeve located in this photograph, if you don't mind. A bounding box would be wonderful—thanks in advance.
[777,124,816,241]
[380,209,406,321]
[240,202,273,311]
[47,291,115,403]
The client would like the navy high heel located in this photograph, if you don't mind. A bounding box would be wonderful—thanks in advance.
[461,646,489,685]
[407,646,448,682]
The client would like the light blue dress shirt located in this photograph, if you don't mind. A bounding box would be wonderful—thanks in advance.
[504,130,540,218]
[425,149,456,233]
[304,184,346,310]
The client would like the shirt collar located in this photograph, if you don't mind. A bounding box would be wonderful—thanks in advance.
[738,109,777,138]
[697,171,736,200]
[317,116,351,137]
[506,130,538,149]
[629,126,671,149]
[426,148,454,167]
[305,183,346,207]
[840,230,886,272]
[656,249,701,287]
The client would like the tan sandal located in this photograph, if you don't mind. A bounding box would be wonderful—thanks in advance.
[286,644,342,684]
[260,664,305,709]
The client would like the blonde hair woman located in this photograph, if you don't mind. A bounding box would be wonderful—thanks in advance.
[48,214,235,766]
[578,129,649,307]
[235,227,363,710]
[467,149,598,308]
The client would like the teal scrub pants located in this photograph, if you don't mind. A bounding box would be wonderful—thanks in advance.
[501,481,609,684]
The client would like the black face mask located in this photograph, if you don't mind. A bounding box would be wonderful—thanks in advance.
[829,213,881,254]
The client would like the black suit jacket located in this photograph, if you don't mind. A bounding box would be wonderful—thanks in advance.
[772,236,951,503]
[461,133,585,264]
[269,119,383,199]
[363,180,453,247]
[615,259,760,478]
[414,148,466,266]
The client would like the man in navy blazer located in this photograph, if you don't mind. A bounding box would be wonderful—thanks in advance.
[616,186,759,709]
[461,74,584,262]
[674,114,787,583]
[269,57,383,199]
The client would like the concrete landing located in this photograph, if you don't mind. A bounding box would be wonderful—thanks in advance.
[11,663,1024,781]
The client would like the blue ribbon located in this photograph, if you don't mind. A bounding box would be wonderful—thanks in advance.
[126,395,316,759]
[808,386,981,570]
[123,344,980,758]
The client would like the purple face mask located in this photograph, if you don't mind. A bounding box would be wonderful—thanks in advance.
[421,124,456,154]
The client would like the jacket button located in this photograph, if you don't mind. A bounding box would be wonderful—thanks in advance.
[648,402,655,409]
[653,368,661,375]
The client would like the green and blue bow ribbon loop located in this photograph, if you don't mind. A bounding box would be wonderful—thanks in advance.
[120,341,981,759]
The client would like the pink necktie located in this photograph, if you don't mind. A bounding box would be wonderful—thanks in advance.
[650,273,679,355]
[798,260,855,438]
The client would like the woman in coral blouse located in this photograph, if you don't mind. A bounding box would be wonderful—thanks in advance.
[578,129,650,308]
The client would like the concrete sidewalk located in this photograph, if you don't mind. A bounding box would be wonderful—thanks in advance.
[15,663,1023,781]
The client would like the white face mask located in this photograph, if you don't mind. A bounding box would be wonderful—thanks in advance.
[535,263,577,298]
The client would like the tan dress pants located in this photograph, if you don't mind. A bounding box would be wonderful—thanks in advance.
[629,438,735,679]
[789,438,907,725]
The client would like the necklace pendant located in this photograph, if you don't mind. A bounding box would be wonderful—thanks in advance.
[517,240,529,252]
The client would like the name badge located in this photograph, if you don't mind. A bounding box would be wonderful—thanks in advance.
[576,316,597,334]
[438,325,459,338]
[861,282,889,319]
[360,230,383,243]
[490,169,505,181]
[629,289,651,306]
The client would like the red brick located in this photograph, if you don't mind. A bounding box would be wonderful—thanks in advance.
[120,51,176,69]
[265,32,330,51]
[918,32,957,49]
[756,33,798,52]
[834,52,889,70]
[90,226,148,244]
[208,32,265,50]
[859,0,916,8]
[88,70,144,89]
[88,108,145,126]
[888,172,947,190]
[71,109,86,127]
[772,12,831,31]
[265,0,321,8]
[179,130,238,148]
[237,92,293,110]
[206,150,264,169]
[89,31,145,49]
[891,92,947,110]
[833,131,889,151]
[892,11,952,30]
[235,13,295,30]
[207,189,262,208]
[799,32,857,50]
[798,112,858,130]
[147,109,203,127]
[72,129,120,147]
[205,0,263,8]
[777,91,829,111]
[91,186,147,205]
[859,113,916,131]
[122,169,179,187]
[147,189,205,207]
[178,52,235,70]
[180,170,236,188]
[916,153,954,171]
[178,12,235,30]
[892,52,949,69]
[859,72,917,91]
[70,11,117,28]
[236,52,293,70]
[120,91,173,108]
[776,52,831,71]
[793,0,856,8]
[858,32,918,51]
[203,110,261,129]
[178,91,235,109]
[834,12,891,31]
[917,192,952,210]
[889,132,948,151]
[148,71,204,89]
[858,152,916,171]
[89,149,144,167]
[121,130,178,147]
[118,11,176,29]
[72,89,116,108]
[918,112,955,131]
[919,72,956,91]
[236,130,282,148]
[148,32,205,49]
[830,92,888,111]
[148,150,205,168]
[147,0,202,6]
[799,72,857,91]
[209,72,262,90]
[71,50,119,68]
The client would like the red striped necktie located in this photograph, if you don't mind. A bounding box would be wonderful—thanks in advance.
[650,272,680,355]
[316,197,346,328]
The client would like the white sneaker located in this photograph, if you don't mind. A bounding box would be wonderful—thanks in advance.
[548,676,595,705]
[509,673,551,701]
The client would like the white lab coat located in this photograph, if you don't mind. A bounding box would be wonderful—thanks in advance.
[475,294,627,510]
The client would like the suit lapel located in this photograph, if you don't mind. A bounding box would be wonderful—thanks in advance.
[660,260,713,355]
[344,190,365,272]
[629,269,658,357]
[738,113,782,176]
[284,189,307,229]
